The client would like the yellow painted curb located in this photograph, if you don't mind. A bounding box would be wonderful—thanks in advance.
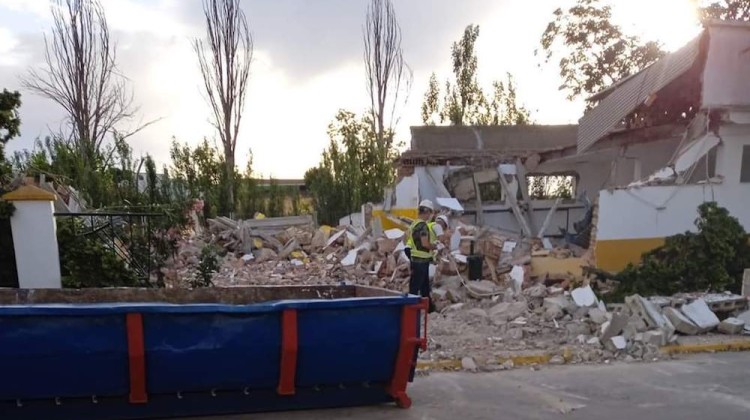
[417,348,572,370]
[661,339,750,355]
[416,341,750,370]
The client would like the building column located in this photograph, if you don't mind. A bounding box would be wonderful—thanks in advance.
[1,186,62,289]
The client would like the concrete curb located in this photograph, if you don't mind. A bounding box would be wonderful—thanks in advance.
[416,340,750,370]
[660,338,750,355]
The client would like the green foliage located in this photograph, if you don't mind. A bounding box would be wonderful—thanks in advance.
[539,0,665,102]
[612,202,750,299]
[192,245,219,288]
[701,0,750,20]
[540,0,750,103]
[528,175,575,200]
[421,25,531,125]
[57,218,140,288]
[305,110,396,225]
[0,89,21,144]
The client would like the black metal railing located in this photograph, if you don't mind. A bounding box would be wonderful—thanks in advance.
[54,212,165,285]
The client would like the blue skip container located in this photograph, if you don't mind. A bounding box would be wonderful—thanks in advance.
[0,285,427,419]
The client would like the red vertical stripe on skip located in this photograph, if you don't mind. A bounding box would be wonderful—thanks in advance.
[386,298,428,409]
[278,309,298,396]
[126,313,148,404]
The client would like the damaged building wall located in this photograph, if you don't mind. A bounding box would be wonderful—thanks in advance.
[595,123,750,272]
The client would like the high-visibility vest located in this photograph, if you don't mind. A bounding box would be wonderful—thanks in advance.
[406,220,435,260]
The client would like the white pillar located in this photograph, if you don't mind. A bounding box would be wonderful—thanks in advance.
[2,186,62,289]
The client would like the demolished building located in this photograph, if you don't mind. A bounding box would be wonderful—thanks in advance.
[381,20,750,273]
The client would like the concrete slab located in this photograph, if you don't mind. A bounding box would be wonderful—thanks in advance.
[680,299,720,332]
[718,317,745,335]
[601,312,630,341]
[571,285,597,307]
[664,307,701,335]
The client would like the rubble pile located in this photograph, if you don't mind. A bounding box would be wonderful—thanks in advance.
[161,213,749,372]
[424,278,750,371]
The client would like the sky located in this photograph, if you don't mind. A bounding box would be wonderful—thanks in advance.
[0,0,702,179]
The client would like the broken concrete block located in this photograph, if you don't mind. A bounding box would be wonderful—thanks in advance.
[431,288,448,301]
[469,280,501,296]
[543,295,575,314]
[506,328,524,340]
[601,312,630,341]
[340,249,359,267]
[625,294,671,336]
[644,330,665,346]
[743,269,750,298]
[241,254,254,263]
[588,308,609,324]
[680,299,720,332]
[510,265,524,294]
[609,336,627,351]
[461,357,477,372]
[737,309,750,325]
[489,302,528,321]
[586,337,602,347]
[376,238,397,254]
[253,248,278,263]
[446,288,464,304]
[664,307,701,335]
[571,285,597,307]
[468,308,489,318]
[718,317,745,335]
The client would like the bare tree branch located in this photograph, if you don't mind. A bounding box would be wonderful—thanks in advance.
[194,0,253,213]
[21,0,144,173]
[363,0,412,150]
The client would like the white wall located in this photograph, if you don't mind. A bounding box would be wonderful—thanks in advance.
[10,201,62,288]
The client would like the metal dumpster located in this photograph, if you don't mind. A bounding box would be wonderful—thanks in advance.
[0,285,427,419]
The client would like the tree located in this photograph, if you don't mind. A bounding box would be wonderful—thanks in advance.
[194,0,253,215]
[421,73,441,125]
[445,24,484,125]
[539,0,750,103]
[22,0,143,174]
[701,0,750,20]
[363,0,412,150]
[420,25,531,126]
[538,0,665,102]
[305,110,395,225]
[0,90,21,144]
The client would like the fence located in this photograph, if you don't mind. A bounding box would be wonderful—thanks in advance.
[54,212,165,286]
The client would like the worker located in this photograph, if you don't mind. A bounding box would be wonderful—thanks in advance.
[406,199,439,313]
[430,214,450,239]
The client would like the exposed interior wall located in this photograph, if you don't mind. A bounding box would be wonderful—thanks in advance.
[595,123,750,272]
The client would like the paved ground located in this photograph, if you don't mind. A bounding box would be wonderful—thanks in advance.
[206,352,750,420]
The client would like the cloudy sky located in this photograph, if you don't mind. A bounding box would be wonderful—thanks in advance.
[0,0,701,178]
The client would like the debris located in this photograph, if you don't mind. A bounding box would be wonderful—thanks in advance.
[461,357,478,372]
[489,302,528,321]
[664,307,701,335]
[549,355,566,365]
[608,336,627,351]
[588,307,609,325]
[571,285,597,308]
[680,299,720,332]
[601,312,629,342]
[718,317,745,335]
[643,330,665,346]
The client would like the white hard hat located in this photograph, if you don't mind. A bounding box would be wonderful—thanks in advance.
[419,199,434,211]
[436,214,449,226]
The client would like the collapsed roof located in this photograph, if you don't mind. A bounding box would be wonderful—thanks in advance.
[578,20,750,153]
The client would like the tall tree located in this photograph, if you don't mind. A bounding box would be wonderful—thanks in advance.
[420,25,531,126]
[22,0,141,173]
[420,73,441,125]
[445,24,484,125]
[363,0,412,150]
[194,0,253,215]
[539,0,750,103]
[538,0,665,102]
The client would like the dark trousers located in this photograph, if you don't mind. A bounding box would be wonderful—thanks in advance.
[409,259,435,313]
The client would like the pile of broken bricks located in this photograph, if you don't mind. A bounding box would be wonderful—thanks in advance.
[423,281,750,372]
